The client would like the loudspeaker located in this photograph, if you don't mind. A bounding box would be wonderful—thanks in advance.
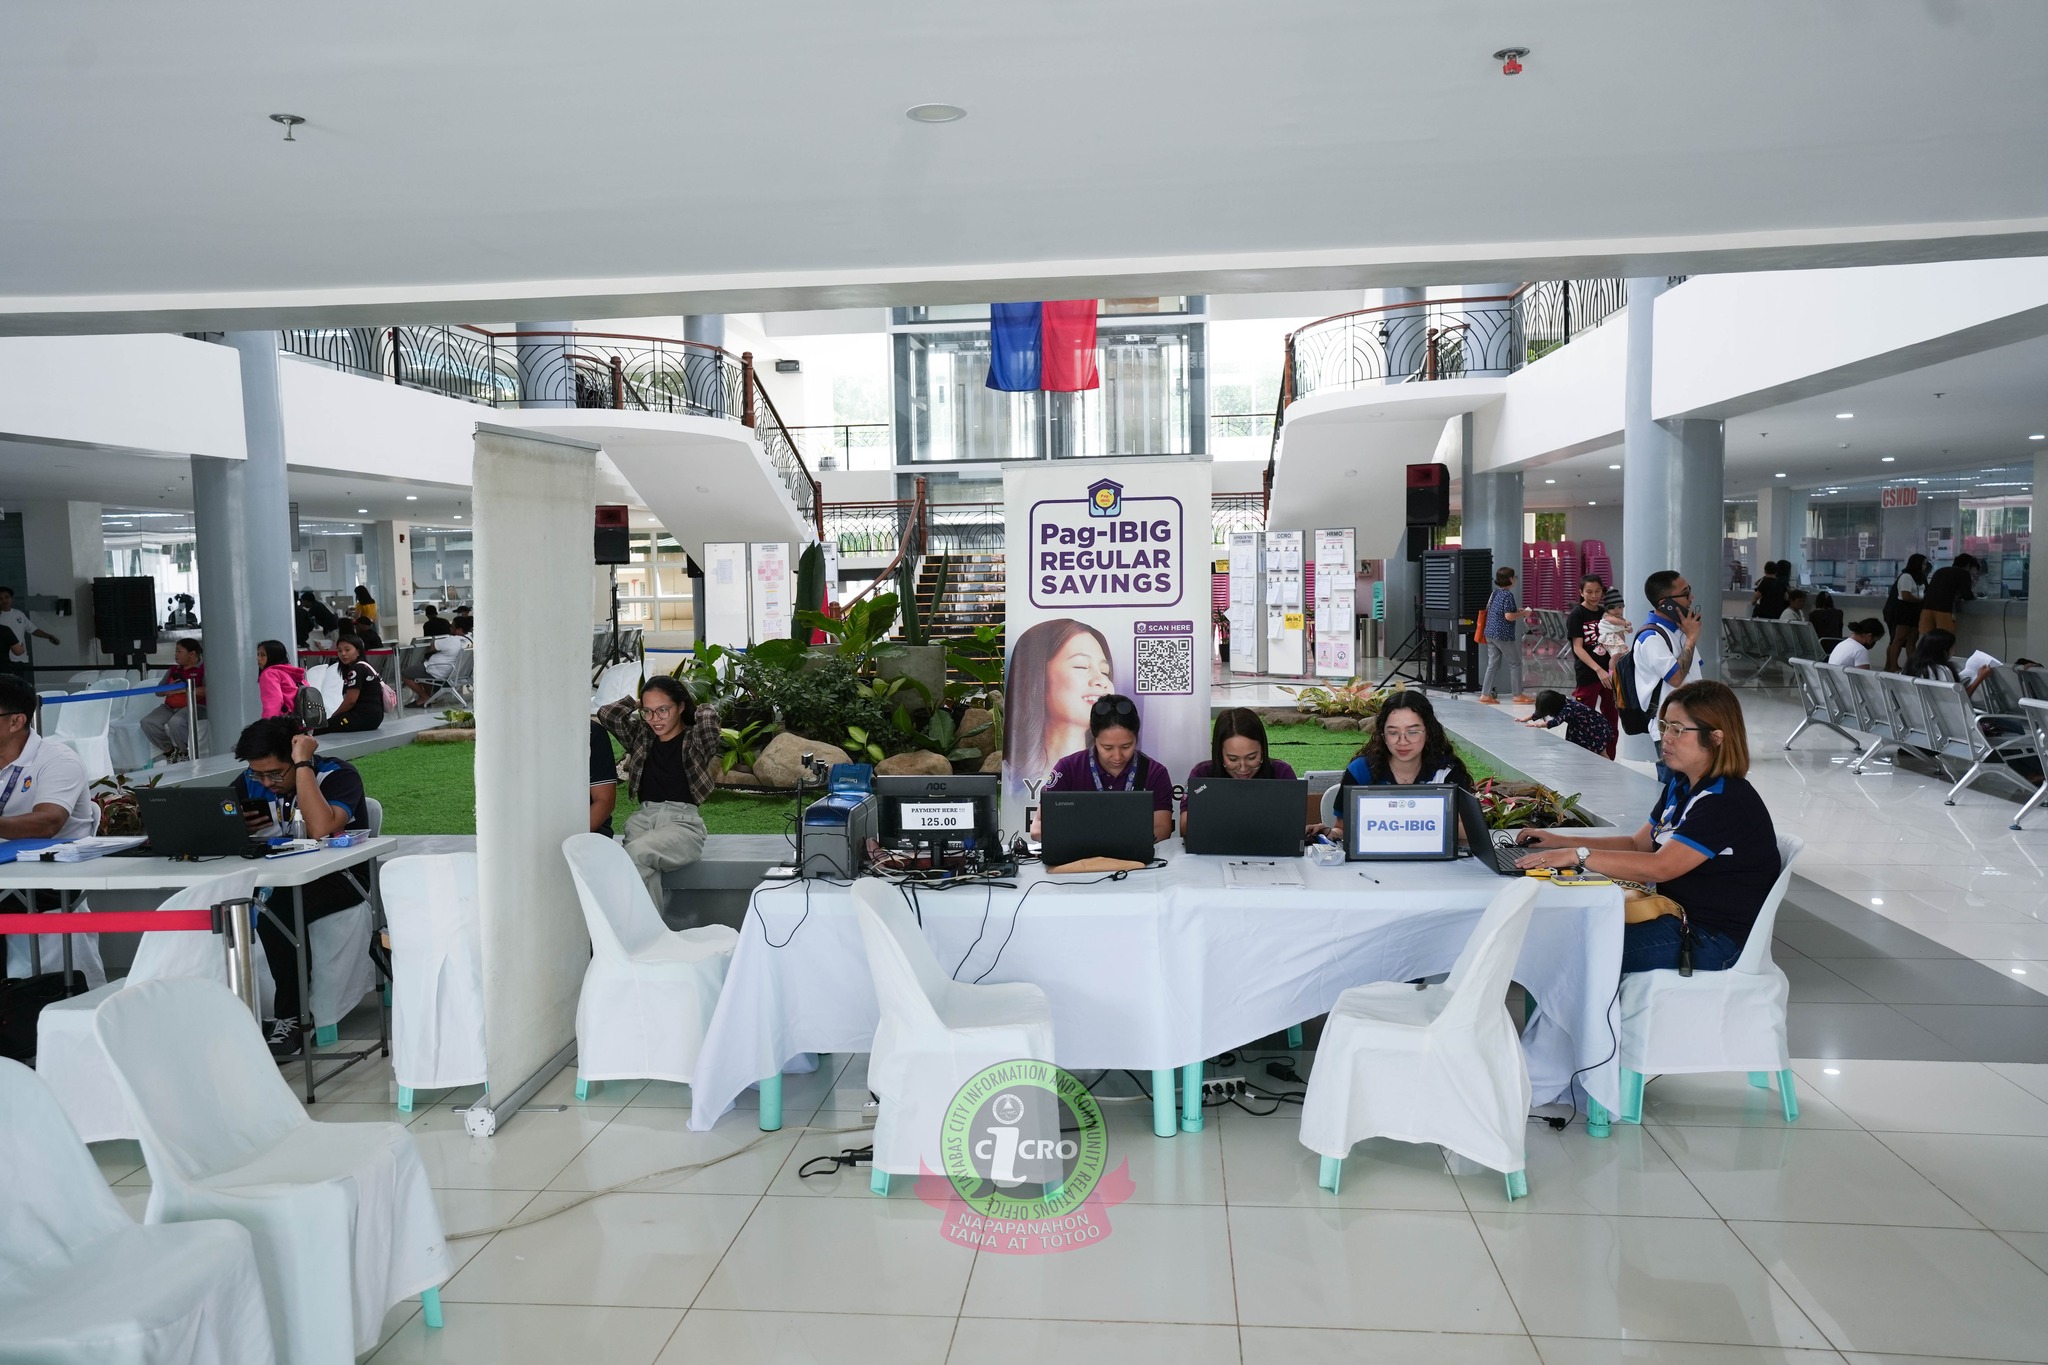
[1420,549,1493,628]
[1405,464,1449,527]
[594,505,631,564]
[91,576,157,656]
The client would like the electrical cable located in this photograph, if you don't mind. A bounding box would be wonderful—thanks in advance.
[755,875,813,948]
[1538,973,1625,1132]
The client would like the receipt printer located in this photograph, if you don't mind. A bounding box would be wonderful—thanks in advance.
[797,764,876,879]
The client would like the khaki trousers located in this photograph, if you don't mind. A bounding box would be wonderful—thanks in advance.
[622,801,708,912]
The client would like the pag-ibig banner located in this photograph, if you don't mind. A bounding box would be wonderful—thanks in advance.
[1000,459,1213,831]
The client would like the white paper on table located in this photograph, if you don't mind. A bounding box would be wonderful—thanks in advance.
[1222,860,1307,890]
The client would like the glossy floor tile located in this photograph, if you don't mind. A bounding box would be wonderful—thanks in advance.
[961,1203,1238,1325]
[1647,1126,1978,1228]
[365,1301,684,1364]
[1229,1205,1524,1334]
[693,1195,977,1317]
[659,1309,958,1365]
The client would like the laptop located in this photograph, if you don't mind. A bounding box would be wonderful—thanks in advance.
[1183,778,1308,858]
[132,785,271,859]
[1039,791,1157,869]
[1454,787,1533,878]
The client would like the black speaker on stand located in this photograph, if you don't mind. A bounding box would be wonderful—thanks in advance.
[92,575,157,670]
[1420,548,1493,691]
[594,506,632,670]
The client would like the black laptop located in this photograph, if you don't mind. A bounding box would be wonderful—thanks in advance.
[132,785,271,858]
[1039,791,1157,869]
[1455,787,1531,878]
[1183,778,1308,857]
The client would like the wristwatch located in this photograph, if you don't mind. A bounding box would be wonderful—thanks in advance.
[1574,846,1591,872]
[292,760,318,774]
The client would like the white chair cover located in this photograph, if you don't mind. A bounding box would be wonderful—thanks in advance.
[382,853,486,1091]
[49,681,117,783]
[562,833,738,1085]
[1618,835,1805,1075]
[1298,879,1540,1176]
[37,871,271,1143]
[591,660,642,711]
[0,1059,275,1365]
[300,799,382,1032]
[850,879,1056,1178]
[94,979,450,1365]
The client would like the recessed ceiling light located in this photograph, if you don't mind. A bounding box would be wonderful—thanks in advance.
[1586,500,1596,505]
[2014,967,2029,975]
[1836,412,1853,419]
[1544,478,1556,485]
[1608,464,1621,470]
[452,514,462,520]
[905,103,966,123]
[1870,898,1884,906]
[1881,456,1895,463]
[1823,1067,1841,1075]
[356,508,368,514]
[1774,472,1787,478]
[405,495,417,501]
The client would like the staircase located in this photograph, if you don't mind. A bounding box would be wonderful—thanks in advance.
[901,553,1006,667]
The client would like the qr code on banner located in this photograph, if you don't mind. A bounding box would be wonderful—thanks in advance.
[1135,635,1194,695]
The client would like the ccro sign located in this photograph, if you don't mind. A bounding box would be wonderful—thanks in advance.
[1881,485,1919,509]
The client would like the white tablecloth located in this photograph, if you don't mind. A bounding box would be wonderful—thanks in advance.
[688,844,1625,1127]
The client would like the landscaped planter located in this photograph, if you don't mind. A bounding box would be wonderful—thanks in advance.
[879,644,946,713]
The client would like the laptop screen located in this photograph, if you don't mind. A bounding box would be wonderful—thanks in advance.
[1343,784,1458,861]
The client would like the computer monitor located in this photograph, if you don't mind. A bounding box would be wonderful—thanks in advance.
[874,773,1000,847]
[1183,778,1308,857]
[1342,783,1458,862]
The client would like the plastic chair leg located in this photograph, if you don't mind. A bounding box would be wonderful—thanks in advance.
[421,1286,444,1329]
[314,1023,338,1047]
[1180,1061,1204,1133]
[575,1077,593,1101]
[758,1073,783,1131]
[1620,1068,1646,1124]
[1748,1071,1771,1088]
[1778,1069,1800,1123]
[1318,1155,1342,1193]
[1152,1070,1176,1137]
[1286,1024,1304,1049]
[870,1167,891,1196]
[1586,1096,1611,1138]
[1505,1169,1528,1201]
[397,1086,414,1113]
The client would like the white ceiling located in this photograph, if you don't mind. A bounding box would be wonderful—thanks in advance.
[5,2,2048,332]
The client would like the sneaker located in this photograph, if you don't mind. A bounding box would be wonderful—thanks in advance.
[265,1017,303,1058]
[1477,696,1500,704]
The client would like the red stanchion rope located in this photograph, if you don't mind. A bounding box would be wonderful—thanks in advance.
[0,910,218,935]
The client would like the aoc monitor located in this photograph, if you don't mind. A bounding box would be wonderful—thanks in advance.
[1342,783,1458,862]
[875,773,1000,848]
[1182,778,1309,858]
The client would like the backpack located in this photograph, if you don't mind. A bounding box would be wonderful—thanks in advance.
[293,681,327,728]
[1614,623,1672,736]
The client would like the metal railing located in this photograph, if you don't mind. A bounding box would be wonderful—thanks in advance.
[926,502,1005,554]
[846,478,929,613]
[1211,493,1267,543]
[824,500,912,556]
[279,324,820,538]
[787,423,891,471]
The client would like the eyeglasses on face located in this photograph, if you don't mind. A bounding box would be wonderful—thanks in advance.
[1651,720,1711,739]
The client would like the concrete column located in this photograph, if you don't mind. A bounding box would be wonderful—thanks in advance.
[17,499,104,670]
[685,315,727,418]
[192,457,259,748]
[2029,451,2048,664]
[517,321,575,408]
[1669,418,1726,681]
[1756,485,1812,587]
[1620,277,1676,645]
[367,521,416,643]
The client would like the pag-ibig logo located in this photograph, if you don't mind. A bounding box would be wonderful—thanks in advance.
[1087,478,1123,518]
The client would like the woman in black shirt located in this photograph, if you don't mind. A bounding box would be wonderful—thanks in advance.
[317,634,386,733]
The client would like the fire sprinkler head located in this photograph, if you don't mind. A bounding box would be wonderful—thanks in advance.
[1493,47,1529,75]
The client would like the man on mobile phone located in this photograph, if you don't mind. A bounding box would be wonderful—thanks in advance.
[1632,571,1705,719]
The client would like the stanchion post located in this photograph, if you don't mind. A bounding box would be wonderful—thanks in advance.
[214,898,260,1016]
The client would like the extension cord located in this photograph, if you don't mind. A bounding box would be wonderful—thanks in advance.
[1201,1075,1250,1100]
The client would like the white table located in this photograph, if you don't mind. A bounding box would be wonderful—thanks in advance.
[0,839,399,1101]
[689,843,1625,1137]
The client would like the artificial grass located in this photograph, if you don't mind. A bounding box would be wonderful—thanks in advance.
[1261,722,1503,785]
[349,740,809,836]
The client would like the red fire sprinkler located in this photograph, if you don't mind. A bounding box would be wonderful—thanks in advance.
[1494,47,1529,75]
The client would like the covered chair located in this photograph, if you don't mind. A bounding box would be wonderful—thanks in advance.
[1610,834,1805,1127]
[1298,879,1541,1201]
[850,877,1055,1194]
[36,870,271,1143]
[48,681,118,782]
[561,832,738,1098]
[381,852,486,1111]
[94,979,450,1365]
[301,797,382,1044]
[0,1059,275,1365]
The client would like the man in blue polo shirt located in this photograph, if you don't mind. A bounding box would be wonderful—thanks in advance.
[234,717,372,1056]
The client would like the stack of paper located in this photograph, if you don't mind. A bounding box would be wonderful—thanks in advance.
[47,836,149,862]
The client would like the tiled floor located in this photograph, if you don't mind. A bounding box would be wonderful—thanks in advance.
[81,673,2048,1364]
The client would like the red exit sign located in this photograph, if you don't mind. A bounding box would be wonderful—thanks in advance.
[1881,486,1919,509]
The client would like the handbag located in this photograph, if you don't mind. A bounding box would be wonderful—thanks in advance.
[1623,888,1684,924]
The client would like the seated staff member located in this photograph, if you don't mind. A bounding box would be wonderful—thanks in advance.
[1038,694,1175,843]
[316,634,385,733]
[594,676,720,909]
[0,674,106,985]
[233,718,375,1056]
[1327,690,1475,839]
[590,718,620,835]
[1517,680,1780,975]
[1180,707,1297,838]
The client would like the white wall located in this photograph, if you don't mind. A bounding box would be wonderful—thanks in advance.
[1473,312,1628,473]
[0,334,244,459]
[1564,505,1624,565]
[277,357,477,486]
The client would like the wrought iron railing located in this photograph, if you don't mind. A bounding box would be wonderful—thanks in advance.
[1512,279,1628,362]
[846,478,929,613]
[1209,412,1276,442]
[824,500,912,556]
[1211,493,1267,544]
[279,323,819,537]
[926,502,1005,554]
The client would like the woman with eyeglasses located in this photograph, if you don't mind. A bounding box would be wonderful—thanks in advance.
[593,674,721,908]
[1517,680,1780,975]
[1038,693,1175,843]
[1179,708,1297,838]
[1324,689,1474,839]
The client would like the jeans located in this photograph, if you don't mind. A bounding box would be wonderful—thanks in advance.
[623,800,709,912]
[1622,916,1742,974]
[1479,640,1522,699]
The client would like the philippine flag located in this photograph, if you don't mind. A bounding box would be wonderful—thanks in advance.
[985,301,1100,392]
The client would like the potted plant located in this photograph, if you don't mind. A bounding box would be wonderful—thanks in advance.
[880,557,949,713]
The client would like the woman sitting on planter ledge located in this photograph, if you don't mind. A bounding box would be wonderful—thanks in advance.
[594,675,721,909]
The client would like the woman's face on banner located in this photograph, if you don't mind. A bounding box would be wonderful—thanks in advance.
[1046,630,1112,731]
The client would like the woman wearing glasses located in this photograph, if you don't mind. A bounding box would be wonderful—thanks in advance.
[1323,689,1474,840]
[1039,693,1175,842]
[594,675,721,908]
[1517,680,1780,975]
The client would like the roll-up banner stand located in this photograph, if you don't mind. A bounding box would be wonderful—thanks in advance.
[701,542,750,650]
[749,542,792,644]
[1001,458,1212,833]
[1314,528,1357,678]
[1264,529,1306,676]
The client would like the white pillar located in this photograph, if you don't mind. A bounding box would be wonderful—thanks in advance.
[368,521,415,643]
[471,423,599,1132]
[1670,419,1726,681]
[1620,277,1675,637]
[17,499,103,670]
[224,334,298,658]
[192,459,259,748]
[2030,451,2048,665]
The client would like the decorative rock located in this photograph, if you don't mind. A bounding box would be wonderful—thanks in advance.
[1261,708,1309,728]
[958,707,999,756]
[753,733,852,789]
[1319,717,1361,732]
[876,749,954,777]
[979,751,1003,774]
[717,768,770,789]
[416,728,475,744]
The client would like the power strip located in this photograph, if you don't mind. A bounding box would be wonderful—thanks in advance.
[1201,1075,1250,1100]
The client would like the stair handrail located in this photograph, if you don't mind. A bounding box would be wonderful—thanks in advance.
[737,353,824,540]
[845,476,928,614]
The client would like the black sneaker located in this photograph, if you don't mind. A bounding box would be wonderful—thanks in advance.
[265,1017,303,1058]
